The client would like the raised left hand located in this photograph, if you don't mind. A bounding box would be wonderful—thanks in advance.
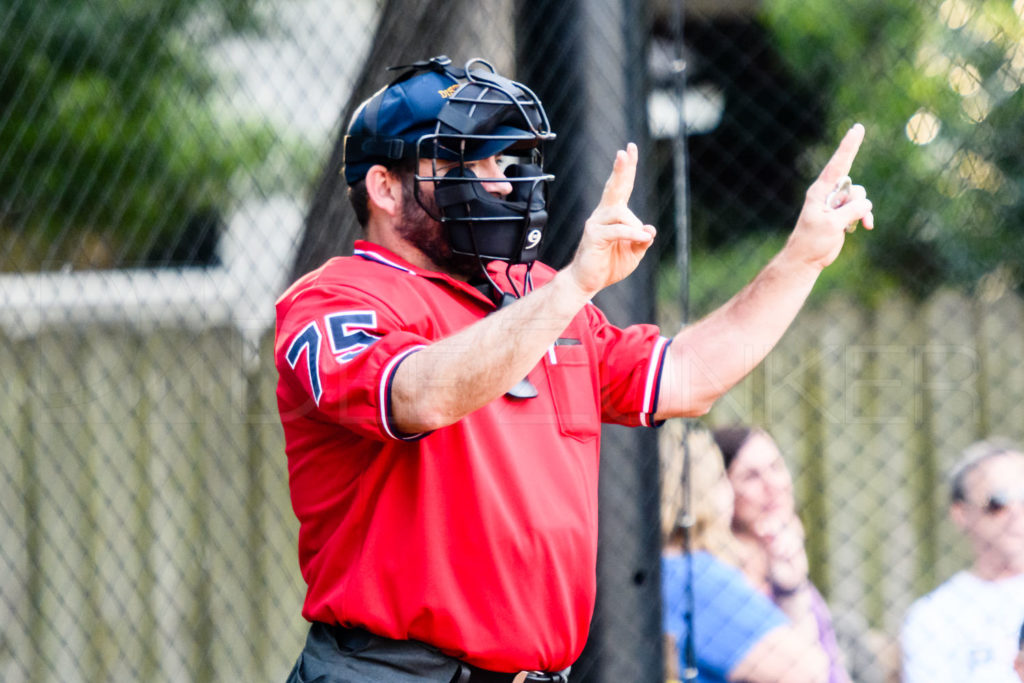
[786,123,875,271]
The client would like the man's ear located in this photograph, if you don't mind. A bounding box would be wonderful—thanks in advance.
[365,164,403,217]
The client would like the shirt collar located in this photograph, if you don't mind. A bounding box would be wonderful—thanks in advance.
[352,240,498,306]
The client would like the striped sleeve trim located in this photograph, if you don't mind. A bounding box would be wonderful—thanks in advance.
[380,345,430,441]
[639,336,671,427]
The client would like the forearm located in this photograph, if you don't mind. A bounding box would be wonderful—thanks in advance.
[656,246,822,419]
[390,270,592,433]
[656,124,873,419]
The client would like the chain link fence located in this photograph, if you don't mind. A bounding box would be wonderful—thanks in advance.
[3,0,1024,681]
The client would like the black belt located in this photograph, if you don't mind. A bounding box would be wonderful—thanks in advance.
[454,664,570,683]
[322,622,569,683]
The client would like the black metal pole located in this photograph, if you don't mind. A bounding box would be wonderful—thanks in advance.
[517,1,661,682]
[668,1,699,679]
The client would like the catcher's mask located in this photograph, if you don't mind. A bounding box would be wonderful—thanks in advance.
[343,55,556,267]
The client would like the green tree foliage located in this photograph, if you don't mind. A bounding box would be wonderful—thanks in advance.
[0,0,276,269]
[761,0,1024,298]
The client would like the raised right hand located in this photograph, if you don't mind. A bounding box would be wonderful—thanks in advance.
[566,143,657,296]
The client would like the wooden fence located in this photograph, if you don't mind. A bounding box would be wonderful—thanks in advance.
[705,288,1024,644]
[2,288,1022,681]
[0,325,305,682]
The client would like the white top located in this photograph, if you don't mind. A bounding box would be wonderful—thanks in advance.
[901,570,1024,683]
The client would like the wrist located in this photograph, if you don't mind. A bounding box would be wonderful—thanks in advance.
[554,267,599,307]
[775,242,826,278]
[771,579,810,599]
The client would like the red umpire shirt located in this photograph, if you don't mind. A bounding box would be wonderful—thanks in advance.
[274,240,670,673]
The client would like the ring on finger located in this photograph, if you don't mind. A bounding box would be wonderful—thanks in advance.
[826,175,859,233]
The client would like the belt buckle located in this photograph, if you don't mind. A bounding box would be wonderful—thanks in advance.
[517,673,564,683]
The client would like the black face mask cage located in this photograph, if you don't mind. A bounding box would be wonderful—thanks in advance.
[430,160,552,264]
[409,58,556,266]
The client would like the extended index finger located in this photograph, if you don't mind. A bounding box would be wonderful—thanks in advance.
[597,142,638,209]
[818,123,865,187]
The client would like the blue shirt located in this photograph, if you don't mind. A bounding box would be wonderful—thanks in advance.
[662,550,787,683]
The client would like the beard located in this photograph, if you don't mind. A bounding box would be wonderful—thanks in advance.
[398,177,483,280]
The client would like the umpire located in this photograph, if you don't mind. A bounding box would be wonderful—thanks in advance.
[274,55,873,682]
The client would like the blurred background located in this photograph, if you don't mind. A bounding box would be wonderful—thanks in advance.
[2,0,1023,680]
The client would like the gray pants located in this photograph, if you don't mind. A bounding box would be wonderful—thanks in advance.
[286,623,462,683]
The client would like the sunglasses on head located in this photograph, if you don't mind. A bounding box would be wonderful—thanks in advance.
[978,488,1024,515]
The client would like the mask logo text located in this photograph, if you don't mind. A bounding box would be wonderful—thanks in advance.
[525,229,542,250]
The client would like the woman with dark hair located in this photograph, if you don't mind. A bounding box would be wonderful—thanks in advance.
[660,425,829,683]
[711,426,851,683]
